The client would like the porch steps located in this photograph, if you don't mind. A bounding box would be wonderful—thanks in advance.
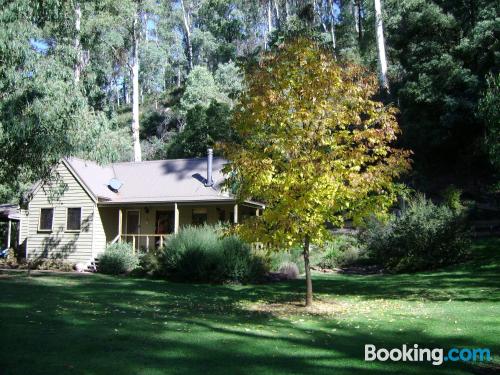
[88,258,99,272]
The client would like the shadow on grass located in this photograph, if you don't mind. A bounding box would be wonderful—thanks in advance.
[0,269,496,375]
[0,239,498,374]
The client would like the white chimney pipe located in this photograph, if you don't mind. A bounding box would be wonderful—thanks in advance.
[205,148,214,187]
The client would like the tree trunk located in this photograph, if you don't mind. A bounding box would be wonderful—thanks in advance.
[116,83,120,107]
[356,0,363,42]
[303,235,313,307]
[274,0,280,28]
[124,79,130,104]
[131,12,142,162]
[374,0,389,92]
[180,0,193,72]
[267,0,273,32]
[265,0,272,50]
[312,0,318,26]
[74,2,82,84]
[285,0,289,22]
[328,0,336,57]
[314,0,328,33]
[352,0,359,34]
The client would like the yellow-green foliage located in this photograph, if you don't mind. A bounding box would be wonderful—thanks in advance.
[222,38,411,248]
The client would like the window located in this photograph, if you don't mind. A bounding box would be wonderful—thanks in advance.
[216,208,226,222]
[39,208,54,231]
[66,208,82,231]
[192,208,208,226]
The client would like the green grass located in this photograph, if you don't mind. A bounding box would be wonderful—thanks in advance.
[1,239,499,375]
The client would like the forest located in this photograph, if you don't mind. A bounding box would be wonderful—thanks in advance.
[0,0,499,203]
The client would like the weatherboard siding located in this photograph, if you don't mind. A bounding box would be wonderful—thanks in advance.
[19,209,29,256]
[26,162,96,264]
[92,205,107,258]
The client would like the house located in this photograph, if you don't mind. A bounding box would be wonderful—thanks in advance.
[19,150,264,265]
[0,204,20,251]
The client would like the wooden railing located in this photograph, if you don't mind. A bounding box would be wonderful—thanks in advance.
[110,233,170,253]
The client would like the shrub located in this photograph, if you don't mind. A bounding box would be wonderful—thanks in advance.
[0,250,21,269]
[317,235,363,269]
[98,243,139,275]
[35,259,74,272]
[442,185,464,212]
[24,258,74,272]
[278,261,299,279]
[216,236,251,282]
[217,236,268,283]
[361,195,470,272]
[154,225,267,283]
[269,246,305,273]
[137,251,162,276]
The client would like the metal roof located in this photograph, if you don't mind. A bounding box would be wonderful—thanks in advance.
[0,204,20,221]
[65,157,264,207]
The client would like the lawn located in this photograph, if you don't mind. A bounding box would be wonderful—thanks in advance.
[0,239,498,375]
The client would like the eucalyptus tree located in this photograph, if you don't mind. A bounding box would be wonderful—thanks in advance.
[374,0,389,92]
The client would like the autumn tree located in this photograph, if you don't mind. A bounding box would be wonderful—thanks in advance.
[222,38,410,306]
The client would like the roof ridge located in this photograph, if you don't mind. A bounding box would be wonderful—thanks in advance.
[109,157,226,166]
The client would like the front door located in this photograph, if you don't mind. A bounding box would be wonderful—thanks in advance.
[126,210,140,249]
[155,211,174,234]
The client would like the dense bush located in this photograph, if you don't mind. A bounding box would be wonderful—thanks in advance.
[361,195,470,272]
[137,251,162,276]
[317,235,364,269]
[268,246,305,273]
[442,185,464,212]
[216,236,267,283]
[33,259,74,272]
[98,243,139,275]
[154,225,267,283]
[278,261,299,279]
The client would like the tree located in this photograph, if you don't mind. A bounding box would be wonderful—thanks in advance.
[374,0,389,92]
[383,0,497,185]
[222,38,410,306]
[180,65,229,111]
[167,101,235,158]
[130,8,142,161]
[479,74,500,173]
[214,61,245,99]
[179,0,196,72]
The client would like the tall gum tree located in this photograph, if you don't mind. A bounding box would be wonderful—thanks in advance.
[222,38,410,306]
[374,0,389,92]
[131,9,142,162]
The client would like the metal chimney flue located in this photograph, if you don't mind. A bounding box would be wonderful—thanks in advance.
[205,148,214,187]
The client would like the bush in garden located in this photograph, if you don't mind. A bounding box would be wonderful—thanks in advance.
[268,246,305,273]
[278,261,299,279]
[442,185,464,212]
[216,236,252,282]
[156,225,267,283]
[360,194,470,272]
[98,243,139,275]
[218,236,269,283]
[159,225,220,282]
[137,251,162,276]
[317,235,363,269]
[36,259,74,272]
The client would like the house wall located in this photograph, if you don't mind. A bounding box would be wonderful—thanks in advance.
[92,205,107,258]
[99,207,119,244]
[25,162,96,264]
[19,209,29,257]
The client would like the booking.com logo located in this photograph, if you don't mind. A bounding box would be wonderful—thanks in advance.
[365,344,492,366]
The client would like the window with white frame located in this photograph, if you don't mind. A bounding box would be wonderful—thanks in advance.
[66,207,82,231]
[39,208,54,231]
